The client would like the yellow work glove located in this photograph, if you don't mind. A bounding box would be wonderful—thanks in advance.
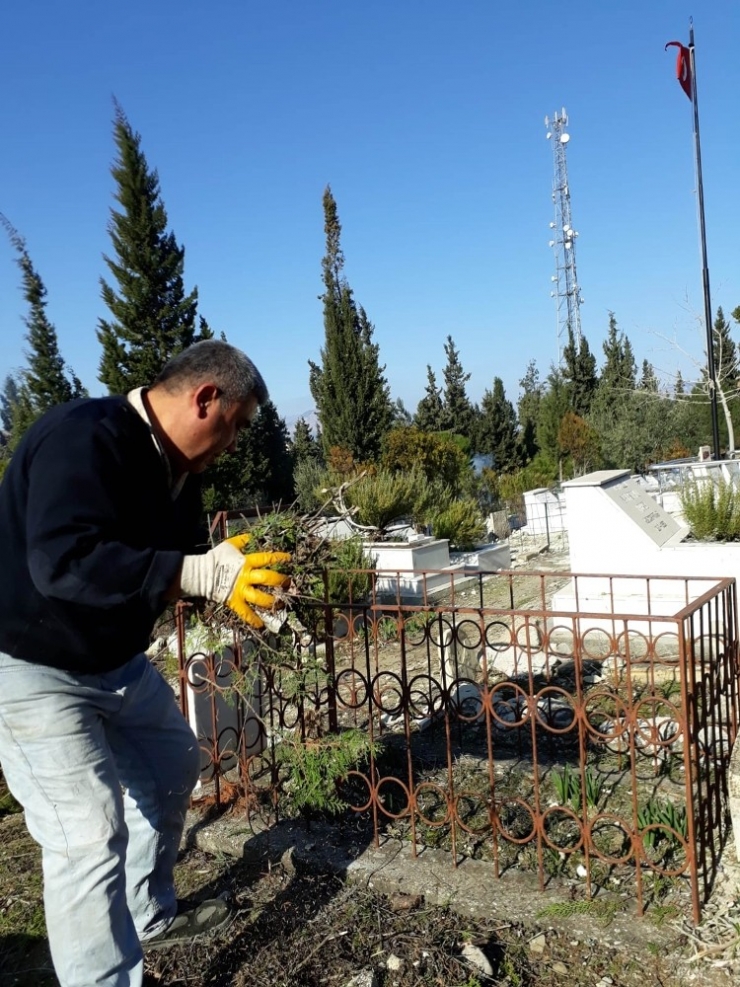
[179,533,291,629]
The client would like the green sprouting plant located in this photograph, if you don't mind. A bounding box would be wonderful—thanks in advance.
[275,728,379,816]
[583,766,605,809]
[551,764,604,813]
[552,763,580,809]
[375,615,399,643]
[679,478,740,541]
[404,610,436,637]
[293,458,330,513]
[410,477,453,528]
[499,955,523,987]
[637,798,688,853]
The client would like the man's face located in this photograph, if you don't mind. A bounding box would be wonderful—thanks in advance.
[190,394,258,472]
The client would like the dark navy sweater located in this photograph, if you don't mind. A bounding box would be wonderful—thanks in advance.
[0,396,204,672]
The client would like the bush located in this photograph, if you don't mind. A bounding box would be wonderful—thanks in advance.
[326,536,373,603]
[344,469,427,533]
[276,728,379,816]
[410,478,454,530]
[294,459,330,513]
[382,426,471,494]
[430,497,486,550]
[679,478,740,541]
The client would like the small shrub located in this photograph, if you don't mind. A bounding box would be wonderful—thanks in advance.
[679,478,740,541]
[326,537,373,603]
[344,470,427,533]
[276,728,379,816]
[430,498,486,550]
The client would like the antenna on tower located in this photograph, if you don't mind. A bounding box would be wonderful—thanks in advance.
[545,108,584,363]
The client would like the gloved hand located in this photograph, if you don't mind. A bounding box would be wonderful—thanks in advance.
[180,534,291,628]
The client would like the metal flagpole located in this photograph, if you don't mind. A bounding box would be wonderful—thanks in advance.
[689,19,721,460]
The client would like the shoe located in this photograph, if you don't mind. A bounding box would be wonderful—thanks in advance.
[142,898,232,950]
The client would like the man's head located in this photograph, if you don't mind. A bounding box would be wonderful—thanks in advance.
[147,340,269,473]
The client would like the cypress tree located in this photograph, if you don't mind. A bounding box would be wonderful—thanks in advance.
[203,400,294,510]
[309,186,393,462]
[562,326,598,416]
[517,360,543,463]
[415,365,445,431]
[600,312,636,393]
[478,377,519,473]
[712,307,738,391]
[440,335,475,439]
[97,103,198,392]
[0,375,19,434]
[0,216,85,440]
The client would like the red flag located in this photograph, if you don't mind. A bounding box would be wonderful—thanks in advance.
[665,41,692,100]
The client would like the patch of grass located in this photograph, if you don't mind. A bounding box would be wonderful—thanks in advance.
[0,811,54,986]
[536,897,622,925]
[649,903,681,926]
[0,787,22,816]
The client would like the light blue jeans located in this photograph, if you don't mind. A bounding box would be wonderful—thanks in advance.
[0,651,200,987]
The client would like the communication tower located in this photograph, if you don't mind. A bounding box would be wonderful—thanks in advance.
[545,108,584,361]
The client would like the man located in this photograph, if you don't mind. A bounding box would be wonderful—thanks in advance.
[0,340,290,987]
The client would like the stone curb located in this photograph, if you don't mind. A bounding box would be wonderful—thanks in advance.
[184,810,684,959]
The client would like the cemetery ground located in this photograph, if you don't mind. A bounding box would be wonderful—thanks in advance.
[3,775,740,987]
[3,535,740,986]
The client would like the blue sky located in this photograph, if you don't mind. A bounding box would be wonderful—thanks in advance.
[1,1,739,422]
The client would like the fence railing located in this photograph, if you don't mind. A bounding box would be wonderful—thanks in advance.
[176,569,739,923]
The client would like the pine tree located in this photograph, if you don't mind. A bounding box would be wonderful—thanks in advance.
[291,417,322,465]
[414,365,445,431]
[478,377,519,473]
[0,216,85,436]
[639,359,659,393]
[97,104,198,393]
[440,336,475,440]
[562,327,598,416]
[675,371,685,397]
[309,186,393,462]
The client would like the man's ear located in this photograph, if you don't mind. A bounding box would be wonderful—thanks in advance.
[193,383,220,418]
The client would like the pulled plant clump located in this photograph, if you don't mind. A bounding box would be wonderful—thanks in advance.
[196,508,373,642]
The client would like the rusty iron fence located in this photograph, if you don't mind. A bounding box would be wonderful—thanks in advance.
[176,569,739,922]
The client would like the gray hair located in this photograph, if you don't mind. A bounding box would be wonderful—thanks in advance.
[154,340,269,407]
